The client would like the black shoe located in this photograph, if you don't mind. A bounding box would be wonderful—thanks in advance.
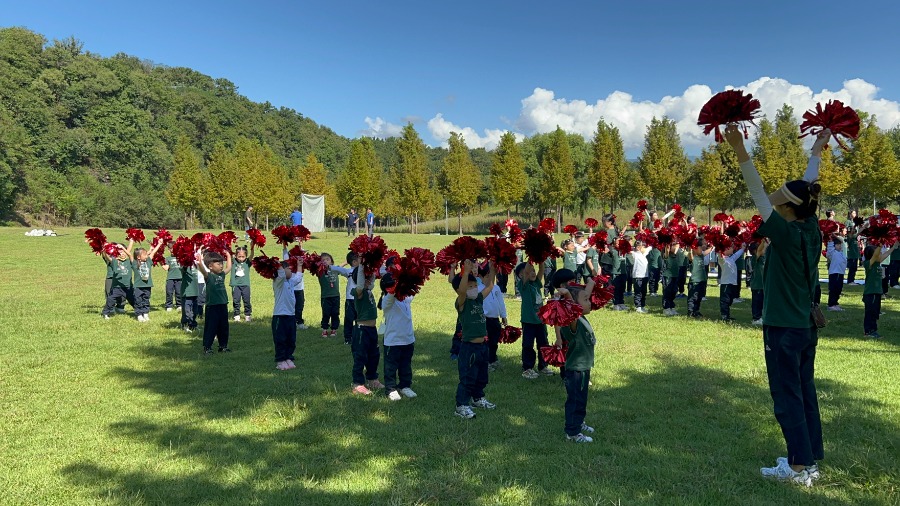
[721,316,735,322]
[203,348,214,355]
[218,347,232,353]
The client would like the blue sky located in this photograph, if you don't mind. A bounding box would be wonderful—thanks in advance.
[5,0,900,153]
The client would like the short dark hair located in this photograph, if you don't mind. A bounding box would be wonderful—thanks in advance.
[551,268,576,288]
[205,253,224,264]
[346,251,359,264]
[451,273,477,291]
[514,262,528,279]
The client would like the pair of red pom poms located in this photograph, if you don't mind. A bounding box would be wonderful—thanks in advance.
[697,90,761,143]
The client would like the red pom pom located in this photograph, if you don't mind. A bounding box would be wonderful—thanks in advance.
[859,209,900,246]
[498,325,522,344]
[103,242,121,256]
[697,89,761,143]
[152,248,166,267]
[614,237,632,255]
[154,228,174,249]
[589,275,616,310]
[292,225,311,242]
[301,252,330,277]
[387,247,437,300]
[84,228,107,255]
[818,219,839,244]
[288,245,305,258]
[484,237,518,275]
[584,218,598,229]
[435,246,457,275]
[637,199,648,212]
[563,224,578,235]
[724,222,742,238]
[218,231,237,250]
[488,223,504,237]
[172,236,197,268]
[251,254,282,280]
[126,228,145,243]
[671,204,682,213]
[247,228,267,248]
[507,224,524,243]
[349,235,390,276]
[523,228,559,264]
[588,230,608,247]
[656,227,674,245]
[539,218,556,233]
[539,345,568,367]
[505,219,518,229]
[713,212,729,223]
[538,298,583,327]
[635,229,657,249]
[272,225,297,246]
[799,100,861,150]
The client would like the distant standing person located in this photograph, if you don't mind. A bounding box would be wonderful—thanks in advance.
[290,207,303,226]
[366,208,375,237]
[347,208,359,236]
[244,206,254,239]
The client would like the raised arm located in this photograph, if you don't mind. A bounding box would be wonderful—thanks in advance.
[481,261,496,298]
[729,247,746,263]
[197,248,210,277]
[455,260,473,309]
[223,250,232,274]
[725,125,773,220]
[354,265,366,298]
[536,260,546,283]
[804,129,831,182]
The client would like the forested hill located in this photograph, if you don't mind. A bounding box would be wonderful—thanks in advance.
[0,27,353,227]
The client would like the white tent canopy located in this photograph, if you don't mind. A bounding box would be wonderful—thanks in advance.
[301,194,325,233]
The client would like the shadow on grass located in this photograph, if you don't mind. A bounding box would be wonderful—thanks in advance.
[61,322,900,505]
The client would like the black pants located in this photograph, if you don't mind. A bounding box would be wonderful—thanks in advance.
[814,283,822,306]
[383,343,414,392]
[232,285,251,317]
[687,281,706,315]
[202,304,230,350]
[648,267,661,294]
[196,285,206,319]
[521,322,549,371]
[863,293,882,334]
[763,325,824,467]
[497,271,508,294]
[165,279,182,309]
[846,258,859,284]
[751,289,764,320]
[352,325,380,385]
[321,296,340,330]
[827,273,844,307]
[625,270,633,293]
[272,314,297,362]
[133,286,151,316]
[456,341,488,406]
[544,265,557,297]
[343,298,356,342]
[734,268,743,298]
[662,277,677,309]
[450,318,462,356]
[563,369,591,436]
[181,296,198,329]
[677,266,688,294]
[293,290,304,325]
[612,273,625,305]
[719,284,735,318]
[882,276,890,296]
[102,286,134,316]
[106,278,126,309]
[486,317,502,364]
[633,277,648,308]
[890,261,900,287]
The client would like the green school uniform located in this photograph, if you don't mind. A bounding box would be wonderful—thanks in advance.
[110,258,133,289]
[319,269,341,299]
[757,212,821,328]
[459,293,487,341]
[165,256,182,280]
[749,254,767,290]
[518,279,543,325]
[355,288,378,321]
[846,235,860,260]
[181,266,199,298]
[562,251,577,271]
[646,247,661,270]
[664,250,685,279]
[230,260,251,287]
[562,317,595,372]
[105,259,114,279]
[585,248,599,274]
[132,259,153,288]
[690,254,708,283]
[863,259,882,295]
[891,248,900,262]
[205,271,228,305]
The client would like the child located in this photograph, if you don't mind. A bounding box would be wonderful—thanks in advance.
[561,239,577,273]
[553,271,597,444]
[846,226,860,284]
[687,240,714,318]
[163,254,182,312]
[646,243,662,296]
[339,252,360,343]
[482,263,508,371]
[453,259,497,419]
[862,243,897,338]
[661,242,683,316]
[132,240,165,322]
[352,265,383,395]
[629,240,649,313]
[718,243,746,322]
[272,253,300,370]
[181,247,201,333]
[515,260,552,379]
[733,249,746,303]
[101,240,135,319]
[230,245,255,322]
[318,253,342,337]
[198,249,232,354]
[379,272,417,400]
[602,243,626,311]
[826,239,847,311]
[101,253,125,313]
[573,232,591,283]
[196,264,206,320]
[749,240,769,325]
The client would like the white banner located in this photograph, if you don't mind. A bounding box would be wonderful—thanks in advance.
[301,194,325,233]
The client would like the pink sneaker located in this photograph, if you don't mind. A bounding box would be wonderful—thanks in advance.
[329,329,337,337]
[352,384,373,395]
[286,360,296,369]
[367,379,385,390]
[276,361,290,370]
[322,330,329,337]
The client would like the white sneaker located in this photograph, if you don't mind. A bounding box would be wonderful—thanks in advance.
[636,307,649,314]
[752,318,764,325]
[166,308,172,312]
[566,433,593,443]
[298,324,308,330]
[472,397,496,409]
[245,316,251,322]
[102,315,110,320]
[538,367,555,376]
[388,390,402,401]
[522,369,539,379]
[233,315,241,322]
[581,423,595,434]
[760,459,813,487]
[808,464,821,481]
[893,285,900,289]
[455,405,476,419]
[143,314,150,322]
[175,306,181,311]
[701,297,708,301]
[827,305,844,312]
[400,387,417,398]
[733,298,745,303]
[488,361,500,372]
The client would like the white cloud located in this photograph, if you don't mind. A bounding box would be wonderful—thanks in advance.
[359,116,404,139]
[426,113,523,150]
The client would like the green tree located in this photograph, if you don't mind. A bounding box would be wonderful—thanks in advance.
[540,127,575,231]
[490,131,527,219]
[694,144,736,217]
[336,138,381,215]
[637,117,689,206]
[203,141,240,228]
[817,147,849,201]
[396,123,431,233]
[588,119,627,214]
[751,104,808,192]
[438,132,479,234]
[165,136,204,228]
[841,113,900,207]
[298,153,342,221]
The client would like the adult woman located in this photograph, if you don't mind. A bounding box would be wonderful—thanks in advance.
[725,124,830,487]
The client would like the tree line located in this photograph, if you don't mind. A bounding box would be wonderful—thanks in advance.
[3,27,899,231]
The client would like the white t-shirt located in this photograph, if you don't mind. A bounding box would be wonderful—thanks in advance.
[382,294,415,346]
[330,265,354,299]
[482,284,507,319]
[631,250,648,278]
[273,269,300,316]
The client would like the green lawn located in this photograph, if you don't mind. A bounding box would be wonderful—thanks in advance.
[1,228,898,505]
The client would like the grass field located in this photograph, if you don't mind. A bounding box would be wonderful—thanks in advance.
[1,227,898,505]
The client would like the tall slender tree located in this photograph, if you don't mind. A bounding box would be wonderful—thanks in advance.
[540,127,575,230]
[490,131,527,219]
[588,119,627,213]
[438,132,479,234]
[166,136,204,228]
[637,117,689,206]
[396,123,430,233]
[336,138,381,215]
[840,113,900,207]
[693,144,735,217]
[751,104,808,192]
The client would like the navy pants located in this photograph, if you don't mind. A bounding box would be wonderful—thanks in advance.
[827,273,843,307]
[181,296,198,329]
[632,277,648,308]
[133,287,151,316]
[521,322,549,371]
[677,265,688,294]
[383,343,414,392]
[165,279,182,309]
[321,296,340,330]
[202,304,230,350]
[352,325,380,385]
[863,293,881,334]
[648,267,661,294]
[102,286,134,316]
[232,286,251,317]
[751,289,764,321]
[450,319,462,356]
[612,273,625,305]
[343,298,357,342]
[763,325,824,467]
[847,258,859,284]
[719,284,735,318]
[272,314,297,362]
[734,268,743,298]
[563,369,591,436]
[456,341,488,406]
[486,317,502,364]
[662,277,677,309]
[197,285,205,319]
[291,289,303,325]
[687,281,706,315]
